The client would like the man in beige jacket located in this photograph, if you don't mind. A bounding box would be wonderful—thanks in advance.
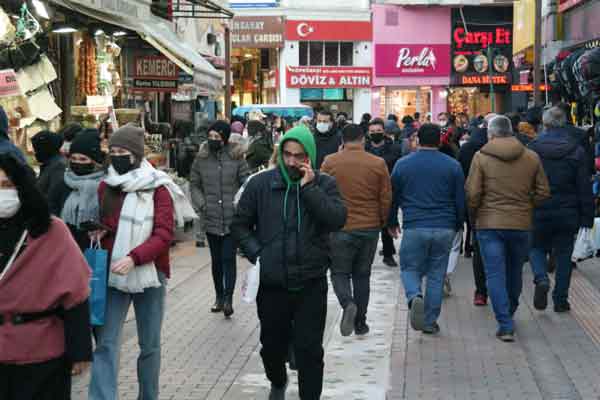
[466,115,550,342]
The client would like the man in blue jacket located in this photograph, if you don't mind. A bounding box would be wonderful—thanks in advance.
[528,106,594,313]
[388,123,465,335]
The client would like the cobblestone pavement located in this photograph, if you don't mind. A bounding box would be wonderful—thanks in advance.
[73,240,600,400]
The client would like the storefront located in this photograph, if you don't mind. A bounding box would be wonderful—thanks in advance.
[231,16,285,106]
[371,5,451,122]
[448,6,513,116]
[282,19,372,121]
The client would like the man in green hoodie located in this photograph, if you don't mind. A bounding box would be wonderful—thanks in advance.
[232,126,347,400]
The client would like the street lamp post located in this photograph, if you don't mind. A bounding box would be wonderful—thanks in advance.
[487,46,495,113]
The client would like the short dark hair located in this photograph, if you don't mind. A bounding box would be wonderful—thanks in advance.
[369,118,385,129]
[414,112,421,119]
[342,124,364,143]
[418,123,441,147]
[387,114,398,122]
[318,110,334,121]
[361,113,372,122]
[337,112,349,119]
[402,115,414,125]
[507,112,521,132]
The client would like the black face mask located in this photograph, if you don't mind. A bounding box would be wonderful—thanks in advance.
[208,139,223,153]
[111,155,134,175]
[370,133,385,144]
[287,166,304,182]
[70,162,96,176]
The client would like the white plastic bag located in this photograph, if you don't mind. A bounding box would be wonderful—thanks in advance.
[447,230,463,275]
[242,259,261,304]
[572,228,595,262]
[592,218,600,251]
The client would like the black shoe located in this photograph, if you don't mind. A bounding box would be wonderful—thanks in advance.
[340,303,357,337]
[287,344,297,371]
[383,256,398,267]
[196,241,206,248]
[464,251,472,258]
[409,296,425,331]
[554,302,571,313]
[379,250,384,256]
[422,322,440,335]
[496,330,515,342]
[269,381,288,400]
[533,281,550,311]
[211,299,223,313]
[572,262,578,270]
[355,321,370,336]
[223,297,234,318]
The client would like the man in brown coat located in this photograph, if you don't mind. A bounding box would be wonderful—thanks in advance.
[322,124,392,337]
[466,115,550,342]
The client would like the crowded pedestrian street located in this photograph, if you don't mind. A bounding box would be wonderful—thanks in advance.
[66,239,600,400]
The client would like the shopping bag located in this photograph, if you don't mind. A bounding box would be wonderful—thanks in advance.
[572,228,595,262]
[593,218,600,251]
[84,239,108,326]
[447,230,463,275]
[241,259,261,304]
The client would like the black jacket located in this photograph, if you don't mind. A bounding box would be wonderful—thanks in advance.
[47,180,92,251]
[314,129,342,170]
[529,128,594,231]
[37,155,66,199]
[365,138,403,174]
[458,127,488,178]
[231,168,347,289]
[566,124,594,176]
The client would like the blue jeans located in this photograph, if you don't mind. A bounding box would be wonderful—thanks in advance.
[206,234,237,300]
[399,228,455,327]
[529,228,576,306]
[477,230,530,332]
[89,272,167,400]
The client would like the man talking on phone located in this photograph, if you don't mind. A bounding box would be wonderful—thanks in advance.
[232,125,347,400]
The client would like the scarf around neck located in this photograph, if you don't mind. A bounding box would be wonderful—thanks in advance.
[61,170,105,228]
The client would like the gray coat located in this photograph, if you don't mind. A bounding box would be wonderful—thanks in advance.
[190,142,250,236]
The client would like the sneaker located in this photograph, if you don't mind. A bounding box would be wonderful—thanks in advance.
[496,330,515,342]
[409,296,425,331]
[383,256,398,267]
[422,322,440,335]
[340,303,358,337]
[443,276,452,297]
[533,281,550,311]
[196,241,206,248]
[554,302,571,313]
[269,381,288,400]
[474,293,487,306]
[355,321,370,336]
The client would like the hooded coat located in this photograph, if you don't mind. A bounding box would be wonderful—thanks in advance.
[466,136,551,230]
[529,128,594,231]
[231,126,347,289]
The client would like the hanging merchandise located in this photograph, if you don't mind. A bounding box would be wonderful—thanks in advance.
[0,8,16,46]
[574,48,600,100]
[77,35,98,101]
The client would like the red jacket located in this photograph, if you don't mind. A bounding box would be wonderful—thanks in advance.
[98,182,174,278]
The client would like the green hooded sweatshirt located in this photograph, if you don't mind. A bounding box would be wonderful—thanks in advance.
[277,125,317,185]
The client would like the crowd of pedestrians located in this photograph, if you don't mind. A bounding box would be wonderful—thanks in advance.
[0,100,597,400]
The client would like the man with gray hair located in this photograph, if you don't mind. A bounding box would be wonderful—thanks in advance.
[529,107,594,313]
[466,115,550,342]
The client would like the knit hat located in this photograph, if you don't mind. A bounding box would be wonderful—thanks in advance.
[0,106,8,138]
[70,129,105,164]
[58,122,83,142]
[208,120,231,144]
[31,130,64,156]
[231,121,244,134]
[109,123,145,160]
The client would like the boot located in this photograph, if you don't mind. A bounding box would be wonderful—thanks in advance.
[211,298,223,313]
[223,296,234,318]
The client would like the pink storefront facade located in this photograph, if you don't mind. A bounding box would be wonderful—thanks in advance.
[371,5,451,122]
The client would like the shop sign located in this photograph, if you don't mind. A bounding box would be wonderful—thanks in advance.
[559,0,587,13]
[132,78,178,92]
[451,17,513,86]
[286,20,372,41]
[511,84,549,92]
[229,0,278,8]
[0,69,20,98]
[375,44,451,77]
[134,56,178,80]
[232,17,284,48]
[286,66,372,88]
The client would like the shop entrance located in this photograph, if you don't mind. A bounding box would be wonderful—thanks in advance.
[300,88,353,118]
[381,87,432,122]
[448,87,506,117]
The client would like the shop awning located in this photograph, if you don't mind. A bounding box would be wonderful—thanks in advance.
[49,0,223,96]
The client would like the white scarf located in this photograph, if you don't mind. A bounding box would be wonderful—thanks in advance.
[105,160,197,293]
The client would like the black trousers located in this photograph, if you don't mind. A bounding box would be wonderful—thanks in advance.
[0,357,71,400]
[380,228,396,257]
[257,278,328,400]
[206,233,237,300]
[472,237,487,297]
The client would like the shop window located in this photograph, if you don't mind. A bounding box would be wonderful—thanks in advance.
[299,42,308,66]
[325,42,339,66]
[309,42,324,66]
[340,43,353,66]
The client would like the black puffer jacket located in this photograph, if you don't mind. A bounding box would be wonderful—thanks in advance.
[314,128,342,170]
[529,128,594,231]
[231,168,347,289]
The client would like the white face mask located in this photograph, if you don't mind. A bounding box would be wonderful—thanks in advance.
[316,122,331,134]
[0,188,21,219]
